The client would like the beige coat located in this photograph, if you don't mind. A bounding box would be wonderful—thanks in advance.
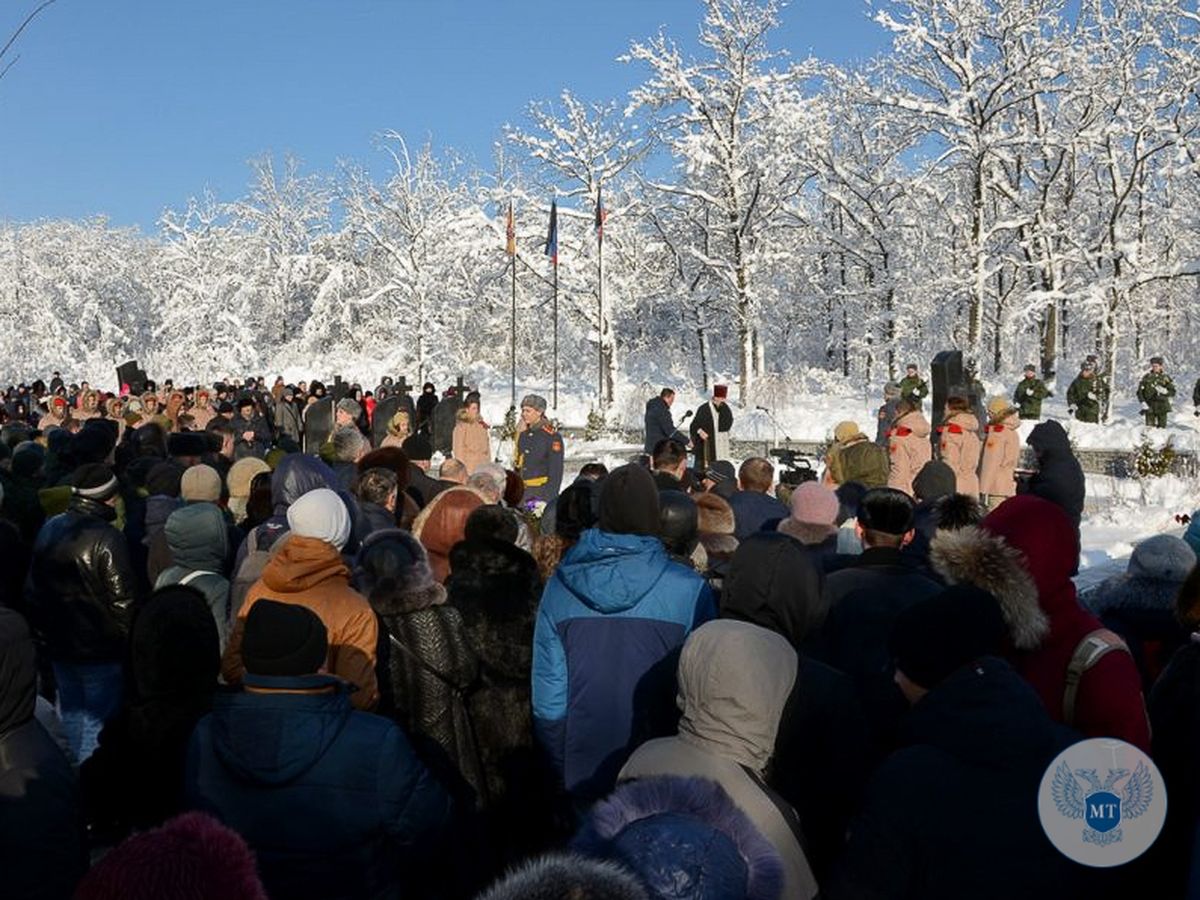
[886,411,932,497]
[938,411,982,497]
[451,409,491,474]
[979,411,1021,498]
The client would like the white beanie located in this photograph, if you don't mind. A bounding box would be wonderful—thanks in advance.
[286,488,352,551]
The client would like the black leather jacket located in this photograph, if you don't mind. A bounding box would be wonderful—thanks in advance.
[27,496,136,662]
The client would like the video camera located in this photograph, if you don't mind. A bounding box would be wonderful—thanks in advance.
[769,447,818,486]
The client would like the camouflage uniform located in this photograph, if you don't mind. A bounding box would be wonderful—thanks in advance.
[898,372,929,411]
[1012,373,1050,420]
[1137,366,1176,428]
[516,416,565,503]
[1066,372,1106,424]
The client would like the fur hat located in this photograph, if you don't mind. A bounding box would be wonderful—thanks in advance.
[833,420,861,444]
[74,812,267,900]
[1128,534,1196,582]
[354,528,445,614]
[476,854,646,900]
[227,457,271,500]
[401,431,433,461]
[575,776,784,900]
[987,396,1015,419]
[336,397,362,419]
[521,394,548,413]
[929,525,1049,650]
[695,491,736,536]
[883,381,902,400]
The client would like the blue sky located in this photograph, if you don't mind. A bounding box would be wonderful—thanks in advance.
[0,1,888,232]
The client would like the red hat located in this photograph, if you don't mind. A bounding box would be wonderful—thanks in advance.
[52,396,67,408]
[713,384,729,399]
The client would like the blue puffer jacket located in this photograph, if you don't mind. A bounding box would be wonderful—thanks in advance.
[185,674,450,900]
[532,528,716,799]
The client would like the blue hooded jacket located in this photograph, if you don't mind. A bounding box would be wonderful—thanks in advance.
[532,528,715,799]
[185,674,449,899]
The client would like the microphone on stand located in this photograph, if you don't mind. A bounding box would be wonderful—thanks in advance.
[680,409,694,422]
[755,405,770,412]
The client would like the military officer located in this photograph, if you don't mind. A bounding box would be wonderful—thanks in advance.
[1012,364,1051,420]
[515,393,564,503]
[1137,356,1176,428]
[898,363,929,411]
[1067,360,1106,424]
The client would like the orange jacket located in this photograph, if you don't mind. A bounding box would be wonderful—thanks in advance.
[222,535,379,710]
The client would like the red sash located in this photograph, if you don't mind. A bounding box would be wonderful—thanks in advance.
[937,424,964,435]
[889,426,913,438]
[986,424,1006,433]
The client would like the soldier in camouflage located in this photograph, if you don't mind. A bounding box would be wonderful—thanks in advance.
[515,394,564,503]
[898,363,929,411]
[1011,364,1050,420]
[1136,356,1176,428]
[1066,361,1106,424]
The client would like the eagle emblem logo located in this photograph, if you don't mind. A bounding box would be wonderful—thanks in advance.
[1051,761,1155,847]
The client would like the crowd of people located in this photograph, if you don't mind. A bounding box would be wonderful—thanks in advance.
[1,368,1199,899]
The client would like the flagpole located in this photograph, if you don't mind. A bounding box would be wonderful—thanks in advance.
[597,195,604,410]
[510,251,517,409]
[553,257,559,412]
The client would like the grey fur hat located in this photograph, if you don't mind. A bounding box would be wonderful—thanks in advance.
[521,394,548,413]
[1128,534,1196,582]
[476,853,647,900]
[336,397,362,419]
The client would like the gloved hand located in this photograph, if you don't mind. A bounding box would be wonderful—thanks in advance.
[1156,385,1168,395]
[1026,389,1034,396]
[1087,392,1097,400]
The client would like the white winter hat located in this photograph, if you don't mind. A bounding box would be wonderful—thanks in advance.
[287,488,351,550]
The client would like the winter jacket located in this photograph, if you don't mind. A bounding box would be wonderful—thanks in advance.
[827,658,1084,900]
[1012,376,1050,419]
[936,411,981,496]
[81,586,219,841]
[156,503,232,650]
[451,409,492,474]
[726,489,789,541]
[932,496,1150,750]
[229,413,272,455]
[886,411,931,497]
[223,535,380,710]
[26,495,137,663]
[234,453,336,574]
[372,574,485,805]
[719,532,869,878]
[978,410,1021,498]
[1149,639,1200,895]
[874,398,901,446]
[619,620,818,900]
[0,608,86,900]
[812,547,941,750]
[533,527,717,799]
[185,674,451,900]
[1066,374,1105,423]
[359,500,396,536]
[448,538,564,859]
[411,486,488,582]
[1021,420,1085,527]
[643,396,687,454]
[827,435,889,487]
[274,400,302,445]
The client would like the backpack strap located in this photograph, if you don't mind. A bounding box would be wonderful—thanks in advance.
[179,569,219,586]
[1063,628,1129,725]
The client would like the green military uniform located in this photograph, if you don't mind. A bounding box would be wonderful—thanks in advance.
[898,372,929,411]
[1137,367,1176,428]
[1012,375,1050,420]
[1193,377,1200,416]
[1066,373,1106,424]
[515,415,565,503]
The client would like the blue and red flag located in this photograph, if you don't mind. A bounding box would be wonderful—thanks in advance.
[595,185,607,244]
[545,199,559,265]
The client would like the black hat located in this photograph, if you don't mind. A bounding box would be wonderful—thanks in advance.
[146,460,184,498]
[858,487,916,534]
[401,431,433,461]
[890,586,1007,689]
[167,431,211,458]
[242,599,328,677]
[236,395,255,409]
[70,463,119,502]
[658,490,699,557]
[217,401,234,415]
[599,463,661,537]
[1150,356,1164,365]
[911,460,956,503]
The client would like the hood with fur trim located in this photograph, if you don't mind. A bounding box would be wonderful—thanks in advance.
[476,854,647,900]
[929,525,1049,651]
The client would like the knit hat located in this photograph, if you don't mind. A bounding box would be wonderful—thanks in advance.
[789,482,839,526]
[227,457,271,500]
[1128,534,1196,582]
[336,397,362,419]
[241,599,328,677]
[890,586,1007,689]
[180,464,222,502]
[713,384,729,399]
[599,464,661,537]
[286,487,352,550]
[834,420,861,444]
[520,394,547,413]
[858,487,916,535]
[401,431,433,461]
[73,812,268,900]
[912,460,956,502]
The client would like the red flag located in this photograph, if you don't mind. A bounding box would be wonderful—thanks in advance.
[595,185,607,244]
[505,201,516,256]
